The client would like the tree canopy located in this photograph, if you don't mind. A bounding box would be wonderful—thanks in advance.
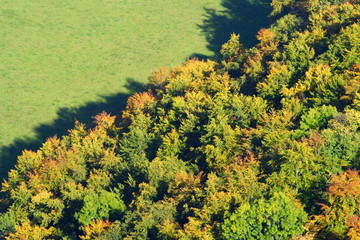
[1,0,360,239]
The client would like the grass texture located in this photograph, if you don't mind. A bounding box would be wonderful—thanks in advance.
[0,0,224,149]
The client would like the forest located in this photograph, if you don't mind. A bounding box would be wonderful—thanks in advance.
[0,0,360,239]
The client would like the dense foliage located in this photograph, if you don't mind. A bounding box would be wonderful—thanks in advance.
[1,0,360,239]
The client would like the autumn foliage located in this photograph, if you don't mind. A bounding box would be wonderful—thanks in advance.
[0,0,360,239]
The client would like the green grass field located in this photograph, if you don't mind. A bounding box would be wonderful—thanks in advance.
[1,0,226,155]
[0,0,271,177]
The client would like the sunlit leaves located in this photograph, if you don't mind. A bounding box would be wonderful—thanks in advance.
[270,0,296,16]
[75,189,125,226]
[80,219,112,240]
[298,105,338,133]
[5,221,55,240]
[221,192,307,240]
[319,170,360,237]
[257,61,292,100]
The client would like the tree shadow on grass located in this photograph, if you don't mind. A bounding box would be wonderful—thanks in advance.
[0,78,144,180]
[199,0,272,56]
[0,1,274,181]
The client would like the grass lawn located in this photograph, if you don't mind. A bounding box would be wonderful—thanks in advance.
[0,0,226,162]
[0,0,271,178]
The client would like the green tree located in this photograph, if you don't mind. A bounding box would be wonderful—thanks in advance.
[75,189,125,226]
[221,192,307,240]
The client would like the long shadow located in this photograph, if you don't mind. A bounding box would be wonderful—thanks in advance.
[1,1,273,181]
[199,0,272,56]
[0,78,144,180]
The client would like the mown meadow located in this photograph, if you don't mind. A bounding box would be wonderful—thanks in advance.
[1,0,222,145]
[0,0,271,178]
